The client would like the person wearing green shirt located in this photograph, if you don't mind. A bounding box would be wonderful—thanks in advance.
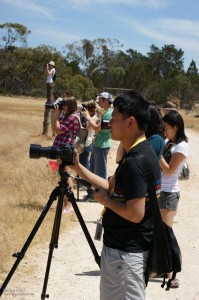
[82,92,113,201]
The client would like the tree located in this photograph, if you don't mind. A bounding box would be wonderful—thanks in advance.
[148,44,184,80]
[63,38,123,88]
[186,60,199,91]
[69,75,95,99]
[106,67,125,87]
[122,49,152,91]
[0,23,31,50]
[187,60,198,76]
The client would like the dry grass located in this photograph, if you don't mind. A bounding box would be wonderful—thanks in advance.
[0,96,76,276]
[179,109,199,132]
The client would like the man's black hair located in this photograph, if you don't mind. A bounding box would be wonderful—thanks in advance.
[113,90,150,131]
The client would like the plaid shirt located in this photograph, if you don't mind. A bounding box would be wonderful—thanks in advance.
[53,113,80,148]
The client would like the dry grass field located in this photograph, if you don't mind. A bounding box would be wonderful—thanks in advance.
[0,96,75,277]
[179,109,199,132]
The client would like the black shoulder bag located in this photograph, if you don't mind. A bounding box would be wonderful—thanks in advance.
[144,172,182,290]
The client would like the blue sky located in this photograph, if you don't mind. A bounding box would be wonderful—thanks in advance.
[1,0,199,70]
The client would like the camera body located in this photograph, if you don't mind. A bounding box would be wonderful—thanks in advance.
[29,143,74,165]
[82,103,88,111]
[45,99,63,110]
[101,119,110,130]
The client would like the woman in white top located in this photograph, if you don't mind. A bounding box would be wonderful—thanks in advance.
[159,110,188,227]
[42,61,56,135]
[159,110,188,288]
[80,100,99,169]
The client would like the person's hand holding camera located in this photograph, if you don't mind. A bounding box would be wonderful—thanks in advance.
[53,104,60,110]
[82,109,90,121]
[93,186,109,205]
[44,64,49,70]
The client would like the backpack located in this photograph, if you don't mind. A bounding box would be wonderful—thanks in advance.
[179,162,190,180]
[53,69,56,81]
[73,114,88,154]
[144,171,182,290]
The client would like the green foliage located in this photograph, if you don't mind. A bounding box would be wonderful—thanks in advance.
[0,22,31,49]
[69,75,95,99]
[148,44,184,80]
[186,60,199,91]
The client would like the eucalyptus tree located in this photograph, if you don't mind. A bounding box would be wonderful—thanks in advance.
[63,38,123,88]
[0,22,31,50]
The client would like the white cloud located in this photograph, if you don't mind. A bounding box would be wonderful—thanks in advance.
[118,16,199,50]
[65,0,169,8]
[33,28,82,44]
[117,16,199,67]
[1,0,55,20]
[151,18,199,37]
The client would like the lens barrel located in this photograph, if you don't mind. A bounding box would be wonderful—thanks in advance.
[29,144,59,160]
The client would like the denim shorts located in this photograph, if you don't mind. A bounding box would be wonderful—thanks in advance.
[158,191,180,211]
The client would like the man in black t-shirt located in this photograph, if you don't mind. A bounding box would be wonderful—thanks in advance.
[72,91,161,300]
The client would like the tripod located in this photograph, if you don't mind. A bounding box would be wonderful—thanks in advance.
[0,163,100,299]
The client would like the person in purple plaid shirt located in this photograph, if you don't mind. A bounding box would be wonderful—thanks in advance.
[52,97,80,213]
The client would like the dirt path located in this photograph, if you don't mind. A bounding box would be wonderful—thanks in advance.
[1,129,199,300]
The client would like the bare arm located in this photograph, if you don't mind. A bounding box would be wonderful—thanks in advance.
[82,110,101,132]
[52,108,63,135]
[160,152,186,176]
[71,150,109,190]
[94,186,145,223]
[46,67,54,76]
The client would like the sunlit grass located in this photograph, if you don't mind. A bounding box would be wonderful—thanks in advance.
[179,109,199,132]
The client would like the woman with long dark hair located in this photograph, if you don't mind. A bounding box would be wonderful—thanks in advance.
[145,105,165,159]
[159,110,188,287]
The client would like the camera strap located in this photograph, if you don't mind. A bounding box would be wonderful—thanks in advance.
[127,136,146,153]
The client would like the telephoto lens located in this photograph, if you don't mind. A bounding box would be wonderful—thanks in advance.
[29,143,74,165]
[29,144,59,159]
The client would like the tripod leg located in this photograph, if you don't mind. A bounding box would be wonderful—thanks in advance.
[66,190,101,268]
[0,187,60,297]
[41,189,65,300]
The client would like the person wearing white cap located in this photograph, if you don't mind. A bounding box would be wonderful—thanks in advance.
[81,92,113,201]
[42,61,56,135]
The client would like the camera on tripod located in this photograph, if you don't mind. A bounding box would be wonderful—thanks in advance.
[29,143,74,165]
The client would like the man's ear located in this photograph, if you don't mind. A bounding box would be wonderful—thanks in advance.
[128,116,135,127]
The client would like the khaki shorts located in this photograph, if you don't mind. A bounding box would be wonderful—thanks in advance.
[100,245,148,300]
[158,191,180,211]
